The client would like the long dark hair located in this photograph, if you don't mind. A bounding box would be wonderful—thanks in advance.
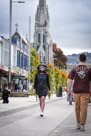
[37,63,48,73]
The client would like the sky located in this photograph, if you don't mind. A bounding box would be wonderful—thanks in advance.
[0,0,91,55]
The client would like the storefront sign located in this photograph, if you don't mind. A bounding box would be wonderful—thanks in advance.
[3,66,8,71]
[0,65,3,70]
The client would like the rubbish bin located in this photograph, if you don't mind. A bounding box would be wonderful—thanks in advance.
[57,86,62,97]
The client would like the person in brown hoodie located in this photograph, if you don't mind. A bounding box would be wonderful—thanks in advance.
[67,53,91,131]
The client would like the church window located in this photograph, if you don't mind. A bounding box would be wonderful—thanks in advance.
[38,33,41,43]
[43,34,46,43]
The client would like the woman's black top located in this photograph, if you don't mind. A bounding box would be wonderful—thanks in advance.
[33,73,50,93]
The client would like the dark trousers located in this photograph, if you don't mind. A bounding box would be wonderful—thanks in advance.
[3,97,9,103]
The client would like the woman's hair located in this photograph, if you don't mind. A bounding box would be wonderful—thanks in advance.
[37,63,48,73]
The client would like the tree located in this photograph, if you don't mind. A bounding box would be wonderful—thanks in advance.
[30,46,40,68]
[30,46,40,97]
[48,64,68,96]
[47,64,55,97]
[30,46,68,98]
[53,43,68,68]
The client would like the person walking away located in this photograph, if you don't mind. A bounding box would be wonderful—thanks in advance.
[2,84,11,104]
[33,63,51,117]
[67,79,74,105]
[17,83,20,92]
[23,83,27,92]
[67,54,91,131]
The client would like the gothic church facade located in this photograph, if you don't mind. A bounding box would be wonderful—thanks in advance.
[33,0,54,64]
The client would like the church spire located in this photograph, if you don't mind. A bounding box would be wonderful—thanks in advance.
[39,0,46,7]
[34,0,54,64]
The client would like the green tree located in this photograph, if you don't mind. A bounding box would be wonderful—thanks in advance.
[30,46,40,96]
[48,64,68,96]
[30,46,40,67]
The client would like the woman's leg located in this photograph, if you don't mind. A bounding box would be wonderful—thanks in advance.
[41,96,46,112]
[39,97,42,109]
[39,96,46,113]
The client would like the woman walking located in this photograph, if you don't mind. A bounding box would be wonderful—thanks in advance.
[33,64,51,117]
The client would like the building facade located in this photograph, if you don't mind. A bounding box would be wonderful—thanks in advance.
[0,36,17,91]
[33,0,54,64]
[0,33,29,92]
[12,32,29,71]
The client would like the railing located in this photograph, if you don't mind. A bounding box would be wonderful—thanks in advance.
[0,92,31,98]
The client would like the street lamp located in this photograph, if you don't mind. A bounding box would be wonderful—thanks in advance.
[9,0,25,89]
[27,16,31,91]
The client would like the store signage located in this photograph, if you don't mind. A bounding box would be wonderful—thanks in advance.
[0,65,3,70]
[3,66,8,71]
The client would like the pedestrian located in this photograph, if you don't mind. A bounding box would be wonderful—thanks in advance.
[19,82,23,93]
[33,63,51,117]
[67,79,74,105]
[2,84,11,104]
[17,83,20,92]
[67,53,91,131]
[23,83,27,92]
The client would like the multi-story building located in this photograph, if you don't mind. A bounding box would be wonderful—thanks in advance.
[0,36,17,91]
[12,32,29,71]
[0,30,29,91]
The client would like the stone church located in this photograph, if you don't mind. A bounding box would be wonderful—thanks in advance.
[33,0,54,64]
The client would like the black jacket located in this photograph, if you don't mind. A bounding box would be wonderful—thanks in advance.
[33,73,51,90]
[2,90,10,99]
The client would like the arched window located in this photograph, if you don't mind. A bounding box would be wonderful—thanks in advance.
[43,33,46,43]
[43,35,45,43]
[38,33,41,43]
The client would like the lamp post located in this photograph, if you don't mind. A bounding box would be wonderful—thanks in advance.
[9,0,25,89]
[27,16,31,91]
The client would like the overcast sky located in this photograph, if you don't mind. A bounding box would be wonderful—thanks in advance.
[0,0,91,55]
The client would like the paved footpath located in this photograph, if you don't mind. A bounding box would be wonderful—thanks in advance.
[0,96,91,136]
[49,105,91,136]
[0,95,61,113]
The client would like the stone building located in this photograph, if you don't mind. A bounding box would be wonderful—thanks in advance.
[33,0,54,64]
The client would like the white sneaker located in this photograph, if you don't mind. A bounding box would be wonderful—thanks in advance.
[76,123,80,129]
[80,125,85,131]
[40,112,43,117]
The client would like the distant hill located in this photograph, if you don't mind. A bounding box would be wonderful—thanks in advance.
[67,52,91,64]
